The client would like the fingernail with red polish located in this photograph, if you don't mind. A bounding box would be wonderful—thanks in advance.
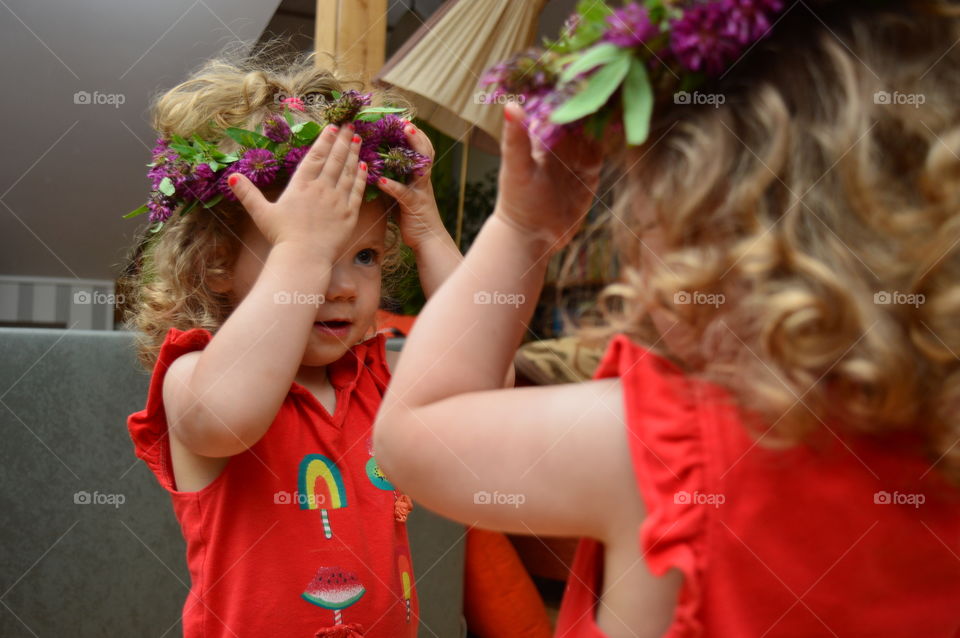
[360,161,367,171]
[328,124,339,132]
[379,177,388,185]
[347,123,355,131]
[352,134,361,143]
[503,107,514,123]
[228,174,239,187]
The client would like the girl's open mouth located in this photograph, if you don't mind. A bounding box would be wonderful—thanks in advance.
[314,320,352,338]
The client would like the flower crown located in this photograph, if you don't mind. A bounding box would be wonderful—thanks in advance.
[482,0,786,148]
[125,91,431,232]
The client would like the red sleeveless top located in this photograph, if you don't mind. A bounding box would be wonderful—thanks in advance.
[555,335,960,637]
[127,328,418,638]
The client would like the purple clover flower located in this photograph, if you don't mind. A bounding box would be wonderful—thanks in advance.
[724,0,784,45]
[603,3,658,48]
[234,148,279,186]
[322,90,373,125]
[147,192,175,223]
[263,113,292,143]
[374,114,408,147]
[284,146,308,174]
[669,1,744,76]
[180,163,218,202]
[380,147,431,179]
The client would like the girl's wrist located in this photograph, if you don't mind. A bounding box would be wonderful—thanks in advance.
[489,207,561,261]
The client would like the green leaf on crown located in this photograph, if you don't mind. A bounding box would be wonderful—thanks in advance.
[550,50,630,124]
[358,106,405,116]
[123,204,149,219]
[292,121,321,146]
[202,193,223,208]
[560,42,622,83]
[282,106,296,127]
[623,56,653,145]
[158,177,175,196]
[224,127,272,149]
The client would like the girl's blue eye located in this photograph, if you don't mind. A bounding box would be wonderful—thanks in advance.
[355,248,379,266]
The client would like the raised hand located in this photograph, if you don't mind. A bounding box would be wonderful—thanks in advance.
[227,123,368,261]
[494,102,604,257]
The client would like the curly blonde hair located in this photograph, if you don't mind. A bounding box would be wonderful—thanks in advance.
[119,41,408,370]
[582,0,960,483]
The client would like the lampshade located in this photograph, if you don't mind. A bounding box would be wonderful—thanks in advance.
[376,0,549,155]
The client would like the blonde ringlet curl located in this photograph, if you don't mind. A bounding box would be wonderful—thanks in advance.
[573,0,960,483]
[119,38,411,370]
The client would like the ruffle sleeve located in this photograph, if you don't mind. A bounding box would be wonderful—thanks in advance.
[126,327,214,492]
[557,334,707,638]
[597,334,706,637]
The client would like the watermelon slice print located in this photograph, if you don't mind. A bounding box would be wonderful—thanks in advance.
[302,566,366,625]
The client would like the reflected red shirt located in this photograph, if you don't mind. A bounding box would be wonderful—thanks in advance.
[127,328,418,638]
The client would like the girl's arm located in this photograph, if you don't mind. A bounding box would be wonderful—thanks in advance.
[376,122,462,298]
[377,122,517,384]
[374,104,631,537]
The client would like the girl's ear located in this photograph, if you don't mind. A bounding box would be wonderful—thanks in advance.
[206,238,235,295]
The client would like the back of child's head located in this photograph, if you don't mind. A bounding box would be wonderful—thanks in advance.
[119,41,406,371]
[591,0,960,482]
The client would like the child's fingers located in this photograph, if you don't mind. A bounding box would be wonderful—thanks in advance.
[321,125,357,184]
[403,121,435,161]
[227,173,269,224]
[293,124,340,183]
[348,162,368,211]
[337,131,363,190]
[501,102,533,177]
[376,176,410,207]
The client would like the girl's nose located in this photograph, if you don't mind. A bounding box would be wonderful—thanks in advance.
[325,264,357,302]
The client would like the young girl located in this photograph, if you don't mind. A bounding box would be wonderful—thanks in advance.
[121,47,464,637]
[374,2,960,637]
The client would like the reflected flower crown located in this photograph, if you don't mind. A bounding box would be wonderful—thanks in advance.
[482,0,788,148]
[125,91,431,232]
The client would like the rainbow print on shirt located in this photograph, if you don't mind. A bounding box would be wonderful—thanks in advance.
[298,454,348,539]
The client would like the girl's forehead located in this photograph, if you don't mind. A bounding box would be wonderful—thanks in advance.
[355,200,390,239]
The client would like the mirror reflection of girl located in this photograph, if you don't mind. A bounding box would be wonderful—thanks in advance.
[122,46,472,638]
[374,3,960,637]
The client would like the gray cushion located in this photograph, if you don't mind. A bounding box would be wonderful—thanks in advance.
[0,328,464,637]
